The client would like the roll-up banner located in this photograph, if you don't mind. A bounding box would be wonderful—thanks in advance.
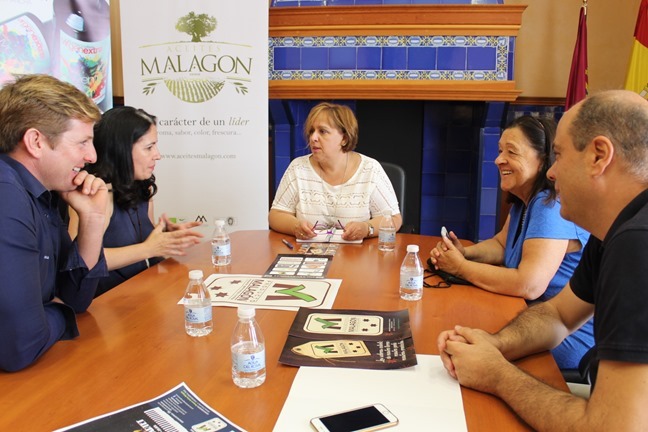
[120,1,268,235]
[0,0,112,111]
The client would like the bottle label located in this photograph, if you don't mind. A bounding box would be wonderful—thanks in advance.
[212,243,231,257]
[233,347,266,373]
[379,229,396,243]
[184,305,212,324]
[400,274,423,289]
[0,15,50,82]
[59,31,110,104]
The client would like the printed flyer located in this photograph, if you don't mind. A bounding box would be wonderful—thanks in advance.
[263,254,333,279]
[279,308,417,370]
[55,383,245,432]
[191,274,341,311]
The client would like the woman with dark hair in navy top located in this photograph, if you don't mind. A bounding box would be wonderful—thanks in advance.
[68,106,203,296]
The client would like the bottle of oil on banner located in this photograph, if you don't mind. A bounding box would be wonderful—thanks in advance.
[0,11,54,85]
[53,0,111,111]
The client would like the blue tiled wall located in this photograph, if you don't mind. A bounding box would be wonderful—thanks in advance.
[270,35,513,83]
[419,102,486,240]
[475,102,506,241]
[506,104,565,125]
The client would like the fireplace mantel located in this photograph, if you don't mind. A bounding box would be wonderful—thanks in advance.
[269,4,526,101]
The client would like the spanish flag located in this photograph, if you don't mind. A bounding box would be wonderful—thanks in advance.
[565,2,588,110]
[625,0,648,98]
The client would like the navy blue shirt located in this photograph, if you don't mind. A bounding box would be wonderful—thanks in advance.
[0,155,107,372]
[97,200,162,296]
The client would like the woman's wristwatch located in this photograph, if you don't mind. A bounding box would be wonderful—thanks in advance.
[366,222,374,238]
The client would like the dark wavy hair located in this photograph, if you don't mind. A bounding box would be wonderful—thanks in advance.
[504,115,557,205]
[88,106,158,209]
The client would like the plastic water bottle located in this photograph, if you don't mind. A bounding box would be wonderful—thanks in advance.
[378,210,396,252]
[211,219,231,266]
[231,306,266,388]
[400,245,423,301]
[184,270,213,337]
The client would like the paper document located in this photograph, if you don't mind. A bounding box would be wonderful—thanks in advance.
[279,308,417,370]
[55,383,245,432]
[296,229,362,244]
[179,274,341,311]
[273,354,467,431]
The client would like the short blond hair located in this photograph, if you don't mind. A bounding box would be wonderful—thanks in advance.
[304,102,359,152]
[0,74,101,153]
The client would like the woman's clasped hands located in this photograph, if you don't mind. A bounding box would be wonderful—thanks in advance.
[145,213,203,257]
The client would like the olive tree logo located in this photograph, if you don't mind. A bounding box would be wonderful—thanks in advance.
[175,12,217,43]
[140,11,252,103]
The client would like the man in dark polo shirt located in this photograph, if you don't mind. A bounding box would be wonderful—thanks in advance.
[437,90,648,430]
[0,75,109,372]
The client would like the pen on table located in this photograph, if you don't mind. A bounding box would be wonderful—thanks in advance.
[337,219,345,230]
[312,220,319,231]
[282,238,294,249]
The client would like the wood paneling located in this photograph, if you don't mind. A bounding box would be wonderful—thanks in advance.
[270,5,526,36]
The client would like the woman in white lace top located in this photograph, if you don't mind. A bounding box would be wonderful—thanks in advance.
[269,102,402,242]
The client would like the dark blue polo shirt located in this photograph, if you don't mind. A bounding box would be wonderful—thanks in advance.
[0,154,107,372]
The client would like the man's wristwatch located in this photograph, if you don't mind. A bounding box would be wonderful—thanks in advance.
[366,222,374,238]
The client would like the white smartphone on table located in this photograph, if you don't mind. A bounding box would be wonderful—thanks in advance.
[310,403,399,432]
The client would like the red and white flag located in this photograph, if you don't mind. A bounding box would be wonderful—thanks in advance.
[565,2,588,110]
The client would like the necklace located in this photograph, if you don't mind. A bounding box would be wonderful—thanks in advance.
[316,152,350,227]
[318,152,349,186]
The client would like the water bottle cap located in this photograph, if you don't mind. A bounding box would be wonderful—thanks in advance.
[406,244,419,253]
[215,219,225,227]
[237,306,255,318]
[189,269,203,280]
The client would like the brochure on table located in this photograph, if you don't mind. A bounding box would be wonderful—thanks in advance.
[55,383,246,432]
[297,243,339,256]
[279,308,417,369]
[273,354,467,432]
[180,274,341,311]
[263,254,333,279]
[296,229,362,244]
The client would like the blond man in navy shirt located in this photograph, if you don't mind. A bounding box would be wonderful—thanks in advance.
[0,74,108,372]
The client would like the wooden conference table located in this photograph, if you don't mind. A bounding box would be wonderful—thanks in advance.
[0,230,568,431]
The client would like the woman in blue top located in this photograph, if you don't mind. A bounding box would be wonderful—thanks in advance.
[429,115,593,370]
[68,107,203,296]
